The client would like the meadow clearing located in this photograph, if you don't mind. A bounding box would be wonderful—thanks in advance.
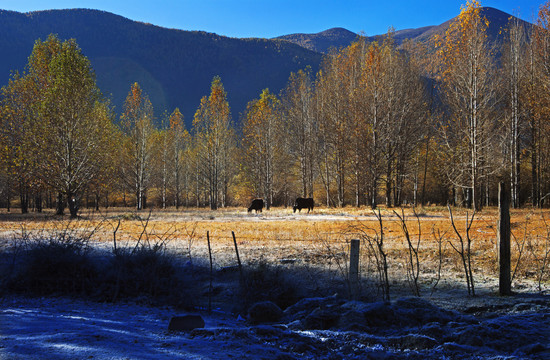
[1,205,550,359]
[1,205,548,299]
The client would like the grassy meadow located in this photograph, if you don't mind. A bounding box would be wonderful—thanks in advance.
[1,205,548,300]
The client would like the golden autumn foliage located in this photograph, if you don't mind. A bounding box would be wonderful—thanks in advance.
[3,1,550,216]
[1,35,116,217]
[437,0,498,211]
[242,88,282,207]
[192,76,236,210]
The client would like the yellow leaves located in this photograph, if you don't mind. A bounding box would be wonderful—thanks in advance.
[440,0,491,75]
[193,76,233,157]
[168,107,184,131]
[130,82,142,103]
[243,88,279,149]
[538,2,550,30]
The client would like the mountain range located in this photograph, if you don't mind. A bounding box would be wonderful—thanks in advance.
[0,7,532,128]
[276,7,531,53]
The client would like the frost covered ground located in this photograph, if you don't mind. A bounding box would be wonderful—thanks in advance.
[1,290,549,360]
[1,209,549,359]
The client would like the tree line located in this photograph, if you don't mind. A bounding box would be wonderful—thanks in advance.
[1,1,550,217]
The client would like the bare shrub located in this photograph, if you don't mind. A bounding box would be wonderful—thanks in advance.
[430,225,448,294]
[3,219,103,296]
[349,209,390,301]
[7,234,97,296]
[184,221,199,264]
[238,257,305,312]
[2,217,203,309]
[394,207,422,296]
[536,210,550,292]
[316,233,351,295]
[511,214,529,284]
[447,205,476,296]
[105,213,202,308]
[106,244,194,306]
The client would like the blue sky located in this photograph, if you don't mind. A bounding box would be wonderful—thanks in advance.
[0,0,544,38]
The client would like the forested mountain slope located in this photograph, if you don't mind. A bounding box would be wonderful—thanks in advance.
[0,7,531,126]
[0,9,322,126]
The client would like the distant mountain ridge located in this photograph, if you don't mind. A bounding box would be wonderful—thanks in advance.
[274,27,359,53]
[0,7,533,127]
[275,7,532,53]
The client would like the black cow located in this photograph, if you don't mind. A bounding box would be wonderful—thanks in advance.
[248,198,264,213]
[293,197,314,213]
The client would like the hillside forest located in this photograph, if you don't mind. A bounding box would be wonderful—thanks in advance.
[1,1,550,218]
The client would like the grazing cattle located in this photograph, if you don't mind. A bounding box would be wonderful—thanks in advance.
[248,198,264,213]
[293,197,314,213]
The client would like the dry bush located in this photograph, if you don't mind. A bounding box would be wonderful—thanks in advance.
[1,217,205,308]
[238,258,306,312]
[104,244,202,308]
[4,229,97,296]
[394,208,422,296]
[347,210,391,301]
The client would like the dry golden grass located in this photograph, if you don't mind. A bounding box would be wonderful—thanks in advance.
[0,205,548,292]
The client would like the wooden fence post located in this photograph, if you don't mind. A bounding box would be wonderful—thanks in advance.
[232,231,244,283]
[349,239,360,299]
[499,182,512,296]
[207,231,213,312]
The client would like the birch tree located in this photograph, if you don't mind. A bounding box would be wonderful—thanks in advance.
[378,35,427,207]
[120,82,155,211]
[193,76,235,210]
[1,72,35,213]
[282,69,316,200]
[168,108,188,209]
[439,0,498,210]
[314,68,336,206]
[151,124,169,209]
[242,89,282,208]
[1,35,63,213]
[315,56,351,207]
[525,1,550,207]
[503,15,527,208]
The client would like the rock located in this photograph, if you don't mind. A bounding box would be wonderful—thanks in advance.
[420,322,447,341]
[274,354,297,360]
[442,342,479,353]
[454,327,484,347]
[252,324,283,337]
[248,301,283,324]
[283,295,341,319]
[340,300,373,312]
[392,297,455,325]
[387,334,439,350]
[512,302,543,312]
[337,309,365,330]
[362,301,397,327]
[393,297,434,309]
[168,314,205,332]
[304,307,340,330]
[286,319,304,330]
[519,342,547,355]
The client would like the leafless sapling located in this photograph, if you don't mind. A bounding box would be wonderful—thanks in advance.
[394,207,421,296]
[447,205,476,296]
